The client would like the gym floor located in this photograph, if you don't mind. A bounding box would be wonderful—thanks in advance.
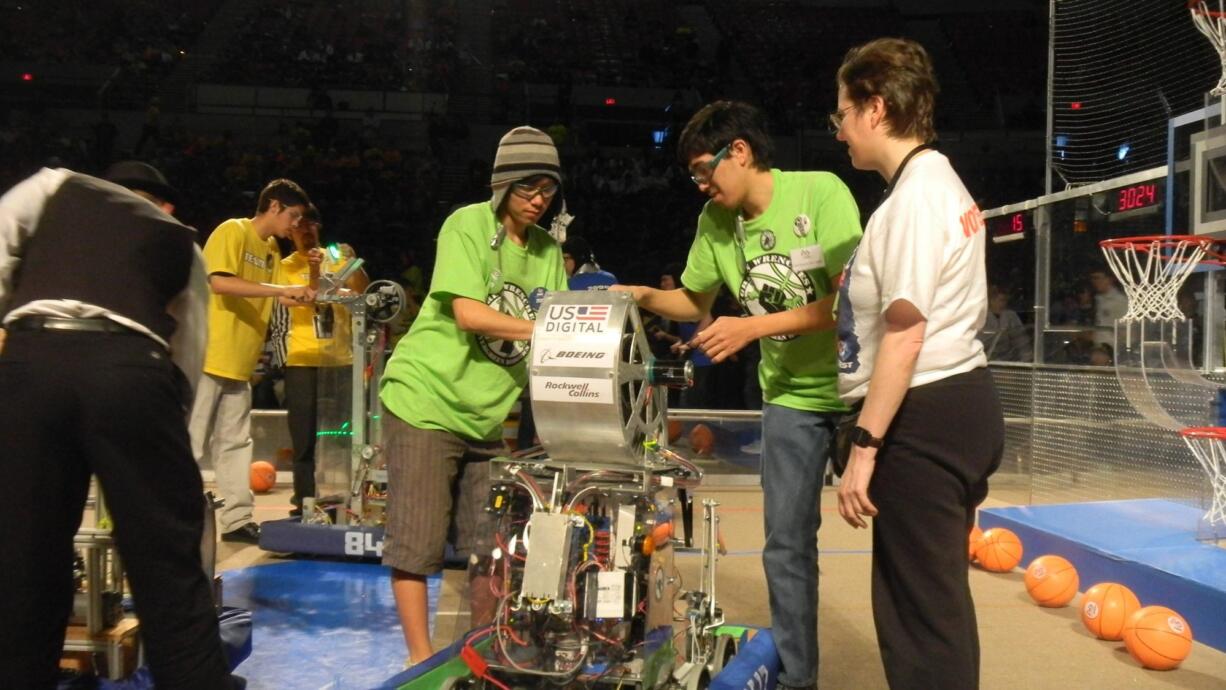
[216,484,1226,689]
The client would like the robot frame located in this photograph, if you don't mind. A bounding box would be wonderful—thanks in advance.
[404,290,740,690]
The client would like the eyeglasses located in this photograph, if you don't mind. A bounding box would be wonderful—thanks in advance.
[689,144,730,186]
[510,181,559,201]
[828,106,853,133]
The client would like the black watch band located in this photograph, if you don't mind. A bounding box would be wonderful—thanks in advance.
[850,426,884,449]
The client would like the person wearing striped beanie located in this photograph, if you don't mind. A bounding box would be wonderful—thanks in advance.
[378,126,569,667]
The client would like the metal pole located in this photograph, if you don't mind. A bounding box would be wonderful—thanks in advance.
[341,301,367,526]
[1045,0,1057,195]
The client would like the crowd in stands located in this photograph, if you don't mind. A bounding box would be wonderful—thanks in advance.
[208,0,461,92]
[941,12,1047,130]
[1,1,221,107]
[492,0,712,92]
[0,105,445,285]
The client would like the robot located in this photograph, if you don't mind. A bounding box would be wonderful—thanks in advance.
[416,290,739,689]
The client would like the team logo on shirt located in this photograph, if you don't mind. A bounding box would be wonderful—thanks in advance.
[738,254,815,342]
[243,250,273,271]
[793,214,811,238]
[477,282,535,366]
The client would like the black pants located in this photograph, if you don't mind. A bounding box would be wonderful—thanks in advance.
[0,330,232,689]
[870,368,1004,690]
[284,366,319,508]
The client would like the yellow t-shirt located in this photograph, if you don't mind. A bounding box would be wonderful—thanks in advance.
[281,252,353,367]
[202,217,283,381]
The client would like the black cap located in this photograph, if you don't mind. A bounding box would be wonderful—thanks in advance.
[104,160,179,206]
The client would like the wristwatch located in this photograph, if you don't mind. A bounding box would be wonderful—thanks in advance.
[850,426,885,449]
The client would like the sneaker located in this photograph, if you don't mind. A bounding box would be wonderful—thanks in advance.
[740,438,762,454]
[288,507,302,518]
[221,522,261,544]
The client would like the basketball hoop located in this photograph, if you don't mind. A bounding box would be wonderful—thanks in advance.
[1099,235,1225,322]
[1179,427,1226,528]
[1190,0,1226,95]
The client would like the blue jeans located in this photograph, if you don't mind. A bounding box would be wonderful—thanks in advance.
[761,402,837,688]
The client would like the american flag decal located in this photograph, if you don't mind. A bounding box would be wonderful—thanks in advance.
[576,305,610,321]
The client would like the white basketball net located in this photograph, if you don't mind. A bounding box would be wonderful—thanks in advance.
[1180,431,1226,527]
[1100,238,1208,322]
[1191,0,1226,95]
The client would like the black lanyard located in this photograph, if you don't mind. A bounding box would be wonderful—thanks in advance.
[882,143,933,200]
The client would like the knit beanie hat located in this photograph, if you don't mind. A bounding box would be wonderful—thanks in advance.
[490,126,561,213]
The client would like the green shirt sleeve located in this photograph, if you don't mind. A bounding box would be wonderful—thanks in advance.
[813,172,862,283]
[680,208,724,294]
[429,211,488,304]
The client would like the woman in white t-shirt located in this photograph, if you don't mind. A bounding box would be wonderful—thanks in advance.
[831,38,1005,690]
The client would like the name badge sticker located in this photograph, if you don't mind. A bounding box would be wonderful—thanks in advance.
[790,244,825,272]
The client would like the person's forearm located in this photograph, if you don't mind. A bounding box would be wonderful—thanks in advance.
[744,294,836,340]
[453,297,535,341]
[639,287,708,322]
[856,325,925,438]
[209,274,291,298]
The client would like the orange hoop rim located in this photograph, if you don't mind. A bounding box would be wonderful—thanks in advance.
[1190,0,1226,19]
[1181,426,1226,439]
[1099,234,1226,265]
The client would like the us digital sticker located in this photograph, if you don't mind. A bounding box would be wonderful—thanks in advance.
[540,303,614,338]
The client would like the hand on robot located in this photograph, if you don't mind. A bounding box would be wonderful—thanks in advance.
[306,247,325,267]
[670,340,691,356]
[280,284,317,306]
[689,315,756,363]
[336,243,356,259]
[837,445,879,529]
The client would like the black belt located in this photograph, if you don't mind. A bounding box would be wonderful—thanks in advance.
[7,316,137,334]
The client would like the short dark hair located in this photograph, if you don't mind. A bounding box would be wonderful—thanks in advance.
[303,203,322,225]
[256,179,310,214]
[837,38,939,144]
[562,235,592,265]
[676,100,773,170]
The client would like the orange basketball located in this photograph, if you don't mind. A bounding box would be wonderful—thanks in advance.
[1081,582,1141,641]
[651,520,674,547]
[975,527,1023,572]
[250,460,276,493]
[968,525,984,561]
[1124,606,1193,670]
[668,419,683,443]
[1024,555,1079,607]
[689,424,715,456]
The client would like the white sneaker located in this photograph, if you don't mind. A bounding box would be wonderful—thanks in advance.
[740,439,762,454]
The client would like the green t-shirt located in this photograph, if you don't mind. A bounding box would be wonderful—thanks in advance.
[380,202,568,441]
[681,170,862,412]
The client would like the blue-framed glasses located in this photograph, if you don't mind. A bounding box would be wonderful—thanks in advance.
[689,144,730,186]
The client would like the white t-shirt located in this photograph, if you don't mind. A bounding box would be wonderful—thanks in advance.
[836,151,988,402]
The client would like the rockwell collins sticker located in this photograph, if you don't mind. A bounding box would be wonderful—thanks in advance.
[531,376,614,404]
